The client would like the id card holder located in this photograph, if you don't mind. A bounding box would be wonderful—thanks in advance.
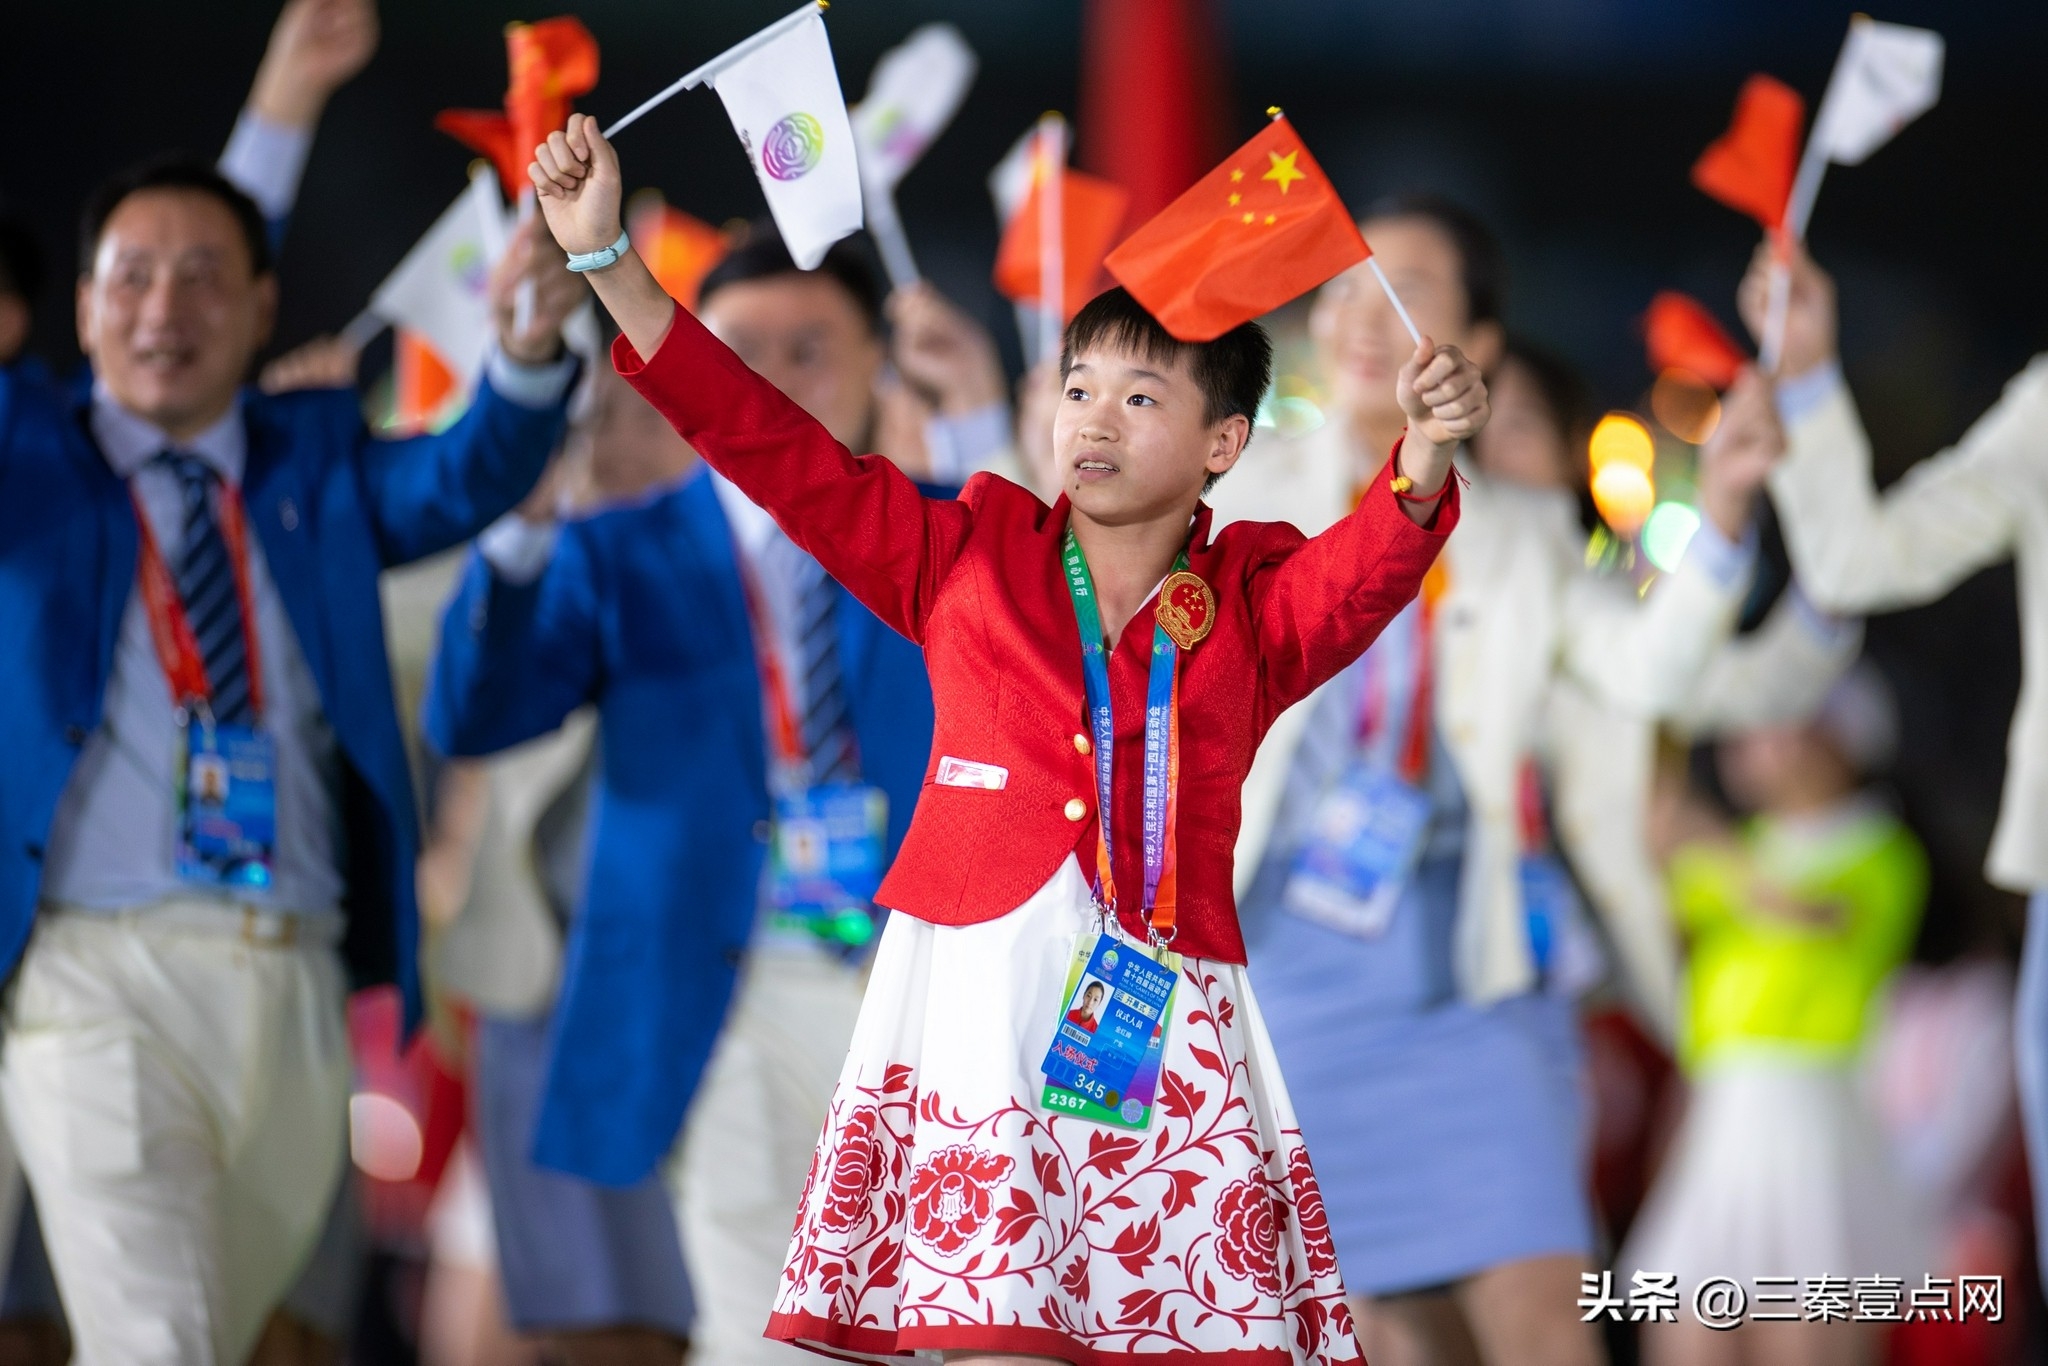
[768,782,889,941]
[1282,763,1432,939]
[175,718,277,891]
[1040,929,1183,1130]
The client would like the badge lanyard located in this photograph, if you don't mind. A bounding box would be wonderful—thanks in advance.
[733,557,863,788]
[130,484,265,721]
[1060,527,1187,944]
[1356,559,1447,786]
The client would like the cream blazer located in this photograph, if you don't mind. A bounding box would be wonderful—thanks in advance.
[1773,359,2048,893]
[1213,423,1856,1029]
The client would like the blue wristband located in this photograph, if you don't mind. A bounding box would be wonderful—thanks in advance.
[565,230,631,273]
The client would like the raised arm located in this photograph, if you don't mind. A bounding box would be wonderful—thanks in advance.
[424,513,604,758]
[221,0,380,239]
[528,114,973,642]
[1561,366,1781,717]
[1743,244,2031,613]
[357,217,584,565]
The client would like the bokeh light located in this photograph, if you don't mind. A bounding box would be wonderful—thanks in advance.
[1650,369,1722,445]
[1641,500,1703,572]
[1591,461,1656,535]
[1588,412,1656,474]
[350,1091,424,1183]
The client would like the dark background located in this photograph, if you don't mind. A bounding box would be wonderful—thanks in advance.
[4,0,2041,952]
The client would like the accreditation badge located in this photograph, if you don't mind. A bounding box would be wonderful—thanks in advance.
[175,718,277,890]
[1282,762,1433,939]
[767,781,889,940]
[1040,930,1183,1130]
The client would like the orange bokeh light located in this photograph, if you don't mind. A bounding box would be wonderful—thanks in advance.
[1651,368,1723,445]
[1592,461,1656,536]
[1588,412,1656,474]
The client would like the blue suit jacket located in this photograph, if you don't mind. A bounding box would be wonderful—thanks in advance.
[423,468,939,1186]
[0,366,570,1024]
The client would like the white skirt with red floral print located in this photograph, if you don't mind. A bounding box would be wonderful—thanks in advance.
[767,855,1360,1365]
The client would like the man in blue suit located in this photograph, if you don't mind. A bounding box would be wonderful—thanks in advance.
[426,228,1008,1366]
[0,155,582,1364]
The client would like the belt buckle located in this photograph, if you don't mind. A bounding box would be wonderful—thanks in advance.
[239,905,297,948]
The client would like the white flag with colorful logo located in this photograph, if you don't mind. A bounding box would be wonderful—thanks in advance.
[705,7,862,269]
[368,167,510,388]
[852,24,977,191]
[1809,18,1943,166]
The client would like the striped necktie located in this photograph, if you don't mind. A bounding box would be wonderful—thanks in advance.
[154,451,255,726]
[769,530,857,785]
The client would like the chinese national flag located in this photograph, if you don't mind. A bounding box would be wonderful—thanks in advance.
[628,197,729,310]
[1105,115,1367,341]
[437,17,601,196]
[992,166,1130,322]
[1692,74,1804,231]
[1644,291,1748,391]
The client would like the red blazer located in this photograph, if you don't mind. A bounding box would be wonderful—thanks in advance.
[617,307,1457,964]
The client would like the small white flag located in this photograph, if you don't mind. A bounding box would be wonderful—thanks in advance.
[368,169,511,388]
[852,24,977,191]
[1810,18,1943,166]
[987,125,1040,226]
[706,9,862,270]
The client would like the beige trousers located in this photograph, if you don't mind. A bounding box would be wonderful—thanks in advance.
[0,905,350,1365]
[671,943,865,1366]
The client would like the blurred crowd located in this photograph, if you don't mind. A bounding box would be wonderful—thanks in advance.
[0,3,2041,1366]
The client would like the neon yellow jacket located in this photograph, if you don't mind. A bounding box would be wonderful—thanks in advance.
[1672,802,1927,1069]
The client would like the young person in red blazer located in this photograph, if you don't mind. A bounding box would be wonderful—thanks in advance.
[529,115,1486,1366]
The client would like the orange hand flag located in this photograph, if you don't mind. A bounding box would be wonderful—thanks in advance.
[437,17,601,196]
[992,165,1130,322]
[1644,291,1748,391]
[1104,114,1367,342]
[392,330,460,435]
[628,195,729,311]
[1692,75,1805,231]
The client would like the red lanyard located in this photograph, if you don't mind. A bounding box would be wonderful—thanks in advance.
[1357,559,1446,786]
[130,483,265,719]
[735,562,805,770]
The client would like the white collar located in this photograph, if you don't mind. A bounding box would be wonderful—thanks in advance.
[90,380,245,483]
[708,470,781,557]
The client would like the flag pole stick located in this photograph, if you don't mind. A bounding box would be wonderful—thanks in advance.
[1367,257,1423,347]
[603,0,827,139]
[338,308,385,351]
[513,189,538,339]
[863,168,921,290]
[1035,112,1066,366]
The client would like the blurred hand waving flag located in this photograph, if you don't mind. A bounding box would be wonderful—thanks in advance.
[702,6,862,269]
[1691,74,1804,231]
[437,18,601,196]
[1105,113,1367,342]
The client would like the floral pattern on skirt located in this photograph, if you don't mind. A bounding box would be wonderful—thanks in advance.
[767,857,1360,1364]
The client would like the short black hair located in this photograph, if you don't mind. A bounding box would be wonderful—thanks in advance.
[696,220,881,332]
[1363,191,1505,327]
[79,155,272,279]
[1061,286,1273,434]
[0,216,46,306]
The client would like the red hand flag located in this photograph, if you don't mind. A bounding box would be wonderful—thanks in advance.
[1644,291,1748,391]
[1104,114,1367,342]
[992,164,1130,322]
[437,17,601,197]
[1691,74,1805,231]
[628,197,729,311]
